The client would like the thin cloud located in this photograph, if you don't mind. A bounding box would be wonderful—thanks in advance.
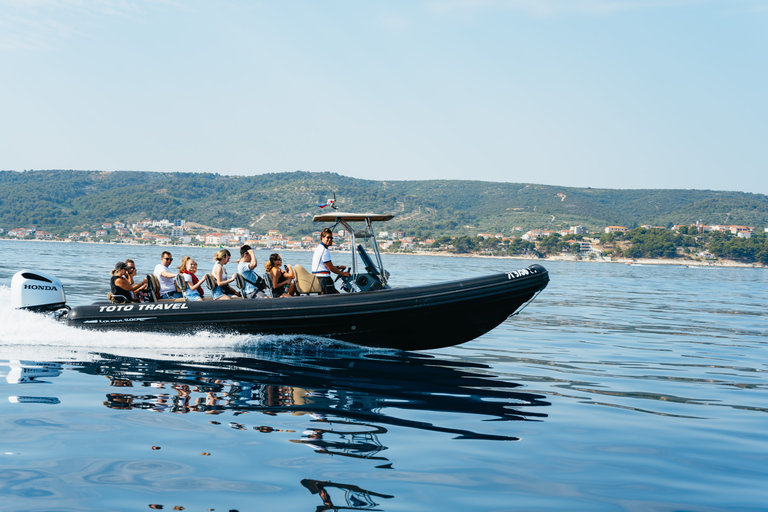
[0,0,192,50]
[0,11,89,50]
[426,0,757,17]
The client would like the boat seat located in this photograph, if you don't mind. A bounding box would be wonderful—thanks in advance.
[294,265,323,295]
[263,271,274,297]
[107,292,130,304]
[203,273,243,299]
[175,273,188,293]
[234,272,262,292]
[232,273,249,299]
[234,273,266,299]
[234,273,246,295]
[144,273,184,302]
[174,273,213,300]
[145,274,160,302]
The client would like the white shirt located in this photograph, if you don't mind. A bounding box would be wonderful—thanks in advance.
[312,243,331,276]
[212,262,227,283]
[154,263,176,295]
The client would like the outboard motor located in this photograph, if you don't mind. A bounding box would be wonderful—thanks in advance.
[6,361,63,384]
[11,270,67,311]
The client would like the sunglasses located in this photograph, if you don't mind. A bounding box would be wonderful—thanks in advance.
[163,257,173,261]
[126,267,136,271]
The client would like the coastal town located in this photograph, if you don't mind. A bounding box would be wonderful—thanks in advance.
[1,219,401,251]
[1,218,766,266]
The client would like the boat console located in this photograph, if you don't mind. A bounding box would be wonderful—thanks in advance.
[312,212,394,293]
[340,245,386,292]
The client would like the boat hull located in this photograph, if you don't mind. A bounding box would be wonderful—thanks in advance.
[65,264,549,350]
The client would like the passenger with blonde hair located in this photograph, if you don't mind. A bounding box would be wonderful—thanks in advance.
[211,249,239,300]
[178,256,205,301]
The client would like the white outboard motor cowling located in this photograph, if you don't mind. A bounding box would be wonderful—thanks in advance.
[11,270,67,311]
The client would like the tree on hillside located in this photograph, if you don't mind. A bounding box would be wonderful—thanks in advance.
[452,236,478,254]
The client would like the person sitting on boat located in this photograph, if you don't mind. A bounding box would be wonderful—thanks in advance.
[178,256,205,301]
[125,259,151,302]
[110,261,148,302]
[237,245,266,299]
[265,253,298,297]
[154,251,182,299]
[124,259,138,300]
[311,228,350,294]
[211,249,239,300]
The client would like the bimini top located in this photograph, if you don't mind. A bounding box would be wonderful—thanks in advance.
[313,212,394,223]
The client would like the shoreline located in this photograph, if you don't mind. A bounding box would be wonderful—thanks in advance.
[2,238,764,269]
[539,253,765,268]
[396,250,765,268]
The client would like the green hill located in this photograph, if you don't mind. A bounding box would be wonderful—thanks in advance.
[2,170,767,237]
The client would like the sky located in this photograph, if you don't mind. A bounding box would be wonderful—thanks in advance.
[1,0,767,194]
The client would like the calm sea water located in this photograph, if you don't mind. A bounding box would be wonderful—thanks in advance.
[0,240,766,512]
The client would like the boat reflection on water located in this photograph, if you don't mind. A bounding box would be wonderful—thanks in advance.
[4,352,550,511]
[85,351,550,442]
[4,360,62,404]
[291,420,390,464]
[301,478,394,512]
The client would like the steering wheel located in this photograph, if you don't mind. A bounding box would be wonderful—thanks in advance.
[335,271,351,283]
[335,268,354,292]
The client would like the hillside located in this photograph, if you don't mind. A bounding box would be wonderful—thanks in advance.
[2,170,767,237]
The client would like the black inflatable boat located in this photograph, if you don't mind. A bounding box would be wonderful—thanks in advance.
[10,212,549,350]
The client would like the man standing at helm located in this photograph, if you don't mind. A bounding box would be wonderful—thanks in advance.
[311,228,350,294]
